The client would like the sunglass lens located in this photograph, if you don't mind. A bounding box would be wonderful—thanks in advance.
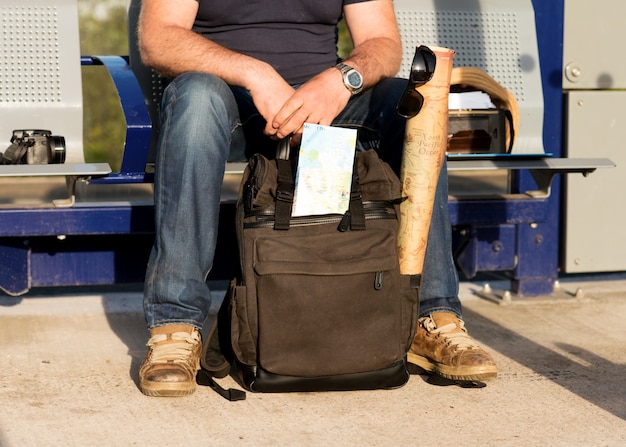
[411,46,436,83]
[397,89,424,119]
[396,46,435,118]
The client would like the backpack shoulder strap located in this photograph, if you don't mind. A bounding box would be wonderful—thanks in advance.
[274,158,294,230]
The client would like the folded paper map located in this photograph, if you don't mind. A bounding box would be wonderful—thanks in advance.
[292,124,357,217]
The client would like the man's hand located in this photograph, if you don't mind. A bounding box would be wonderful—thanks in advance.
[264,67,352,144]
[262,0,402,145]
[246,74,297,138]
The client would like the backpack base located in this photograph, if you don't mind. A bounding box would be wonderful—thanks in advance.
[240,359,409,393]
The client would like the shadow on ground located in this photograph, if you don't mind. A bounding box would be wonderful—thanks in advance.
[462,306,626,421]
[98,282,625,421]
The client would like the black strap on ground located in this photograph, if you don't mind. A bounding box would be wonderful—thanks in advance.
[196,370,246,401]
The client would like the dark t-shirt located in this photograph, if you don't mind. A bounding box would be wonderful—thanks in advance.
[193,0,372,85]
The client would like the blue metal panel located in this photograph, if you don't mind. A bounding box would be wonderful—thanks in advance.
[453,225,517,279]
[31,248,118,287]
[0,204,237,295]
[28,235,153,288]
[0,241,30,296]
[0,235,154,294]
[0,206,154,237]
[511,0,565,295]
[0,205,155,294]
[448,197,549,226]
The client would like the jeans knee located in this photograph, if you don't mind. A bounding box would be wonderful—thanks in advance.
[158,72,239,157]
[167,72,229,96]
[162,72,238,126]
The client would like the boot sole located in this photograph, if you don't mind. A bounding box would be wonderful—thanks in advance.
[407,352,497,381]
[140,380,197,397]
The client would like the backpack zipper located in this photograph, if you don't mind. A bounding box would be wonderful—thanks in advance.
[243,201,397,229]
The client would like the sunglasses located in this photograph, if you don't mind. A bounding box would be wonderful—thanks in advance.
[396,46,437,118]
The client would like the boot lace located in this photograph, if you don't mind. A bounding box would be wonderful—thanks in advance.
[421,317,480,350]
[147,331,200,364]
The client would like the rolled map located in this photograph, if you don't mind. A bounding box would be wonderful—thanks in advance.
[398,46,455,275]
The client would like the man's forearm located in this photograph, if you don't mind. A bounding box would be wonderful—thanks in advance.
[342,36,402,90]
[341,0,402,90]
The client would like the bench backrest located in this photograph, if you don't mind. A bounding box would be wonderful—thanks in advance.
[0,0,84,162]
[394,0,545,155]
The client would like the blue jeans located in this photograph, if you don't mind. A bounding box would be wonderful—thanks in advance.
[144,72,461,329]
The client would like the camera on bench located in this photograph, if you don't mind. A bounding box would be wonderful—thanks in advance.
[2,130,66,165]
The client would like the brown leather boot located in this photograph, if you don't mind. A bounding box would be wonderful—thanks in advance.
[139,324,202,397]
[407,312,497,381]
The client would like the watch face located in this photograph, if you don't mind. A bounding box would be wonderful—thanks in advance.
[347,70,363,88]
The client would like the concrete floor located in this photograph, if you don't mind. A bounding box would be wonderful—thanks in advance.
[1,274,625,447]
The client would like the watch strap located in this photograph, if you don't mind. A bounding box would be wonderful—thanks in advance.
[335,62,363,95]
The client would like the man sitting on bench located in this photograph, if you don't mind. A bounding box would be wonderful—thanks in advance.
[137,0,497,397]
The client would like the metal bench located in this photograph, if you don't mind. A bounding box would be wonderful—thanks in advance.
[0,0,153,295]
[0,0,613,297]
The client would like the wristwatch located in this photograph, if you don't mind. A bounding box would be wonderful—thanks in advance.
[336,62,364,95]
